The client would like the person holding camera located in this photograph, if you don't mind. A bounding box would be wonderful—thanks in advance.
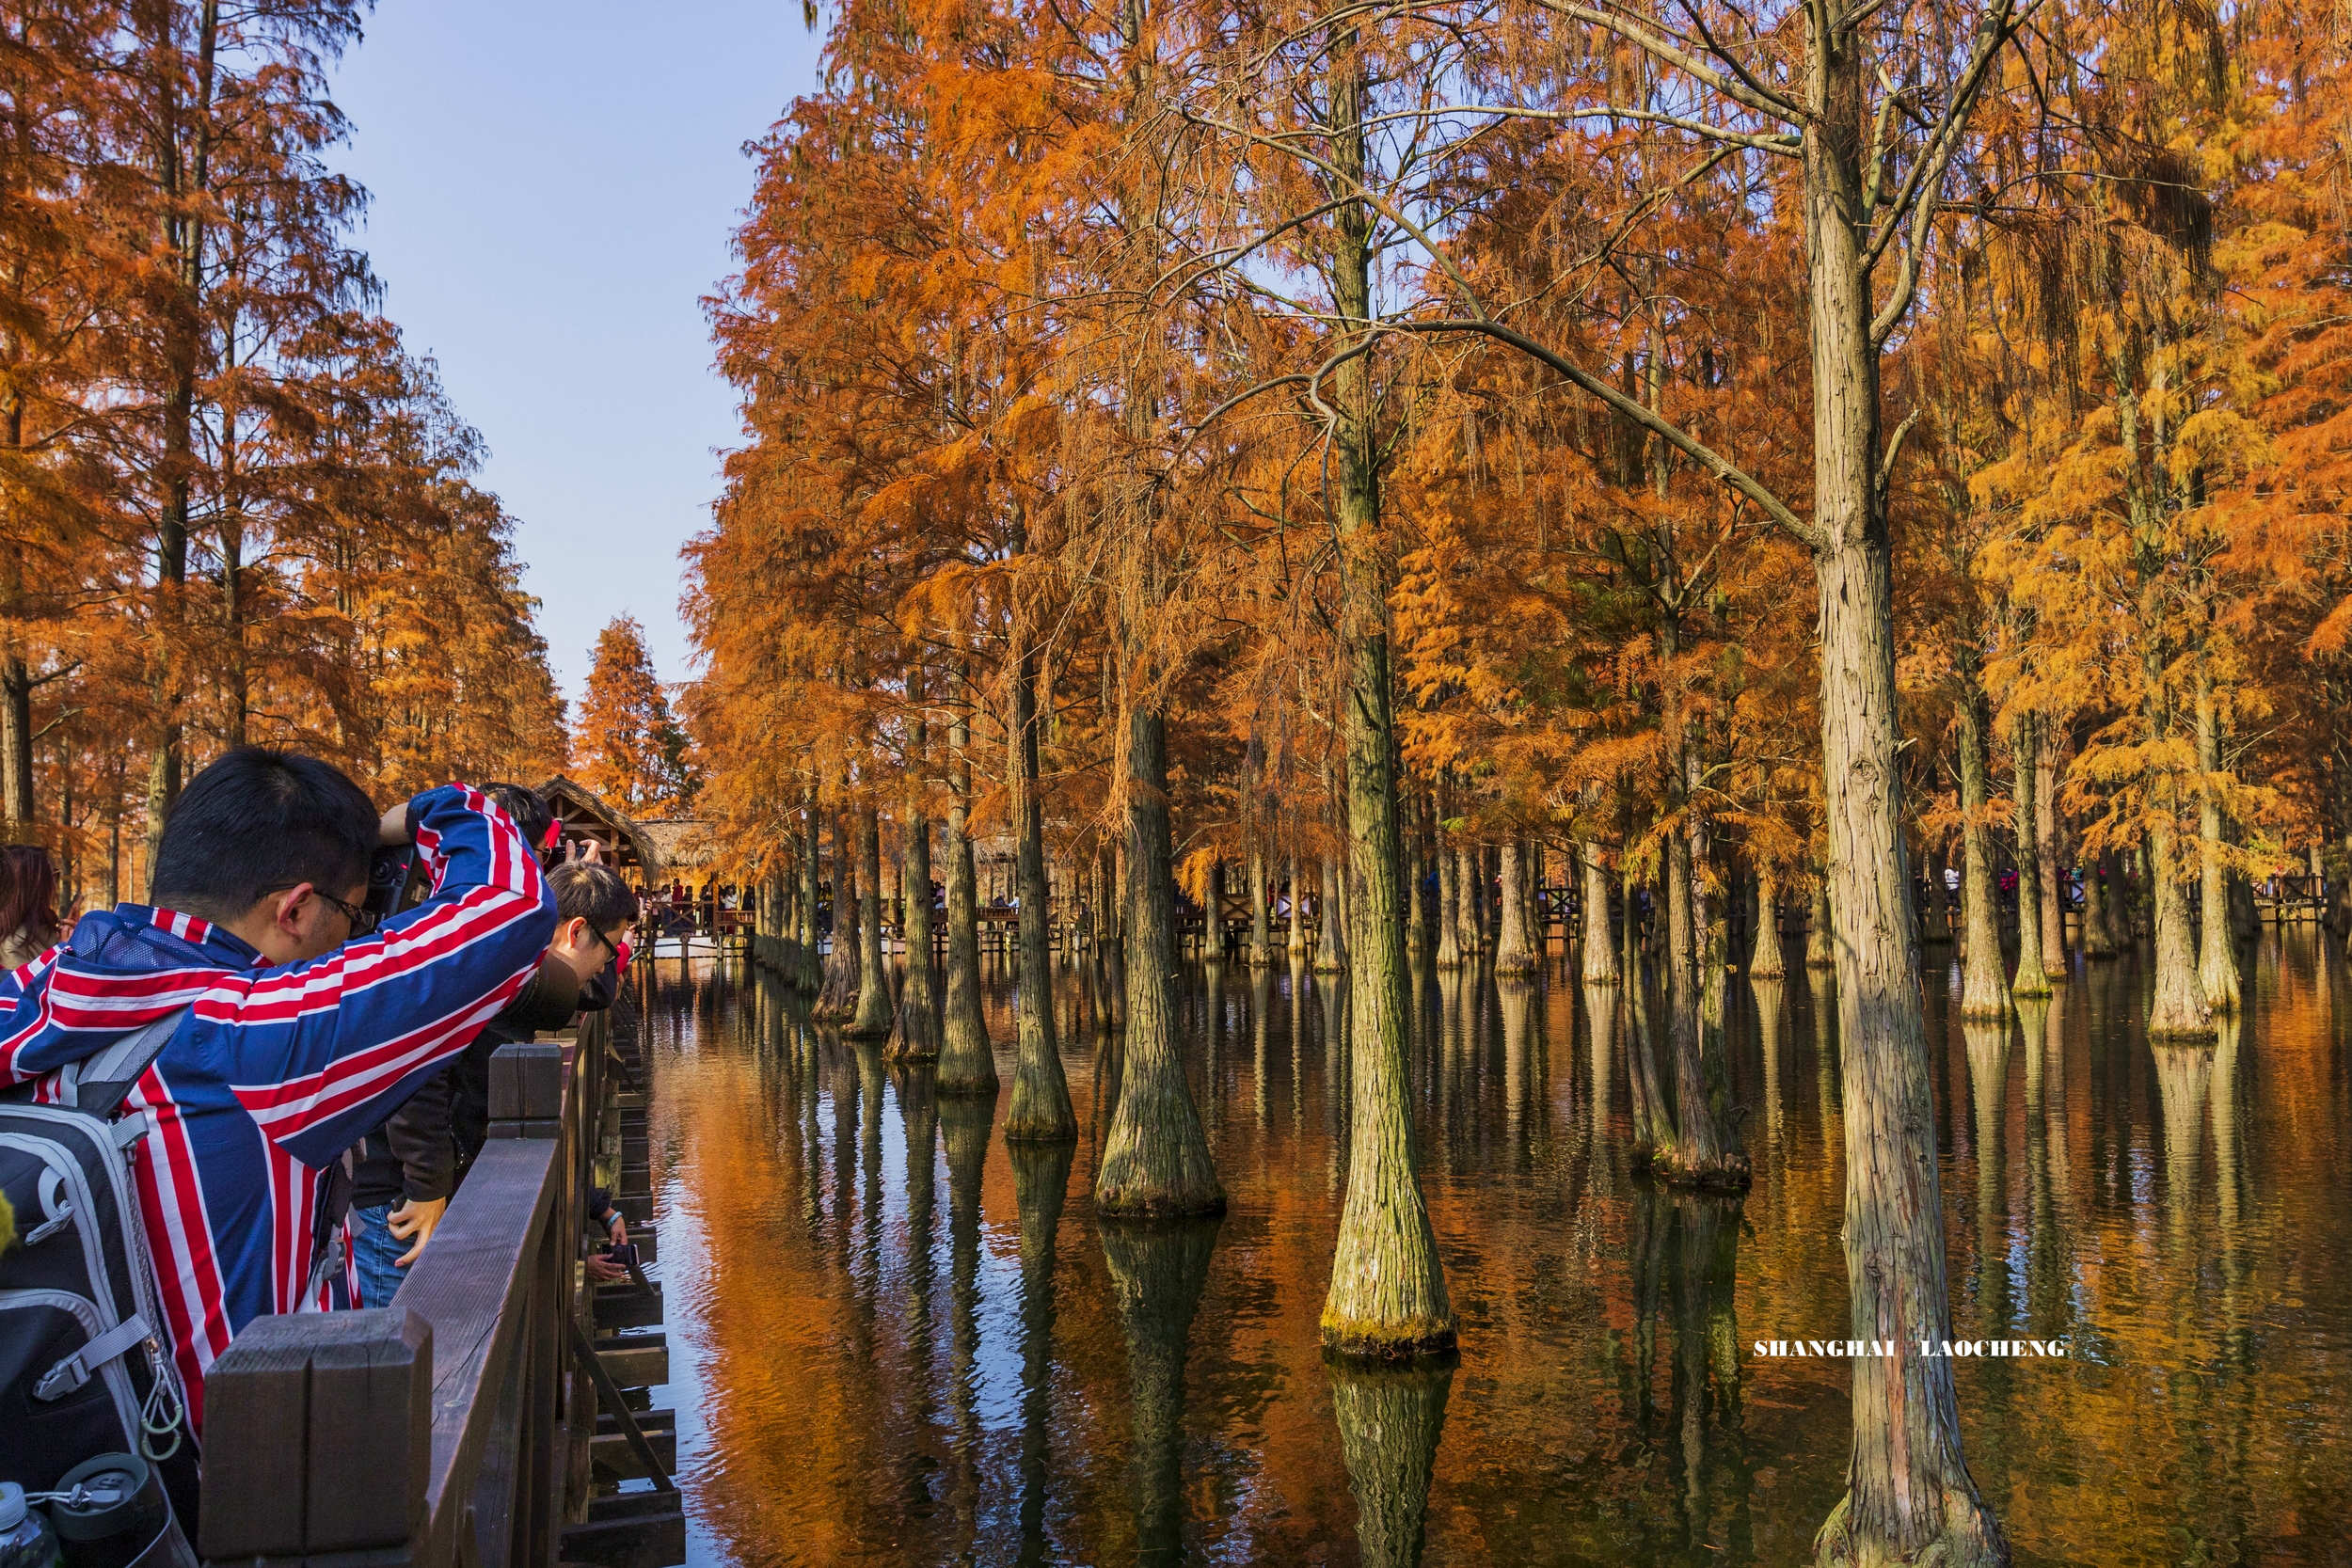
[0,749,555,1431]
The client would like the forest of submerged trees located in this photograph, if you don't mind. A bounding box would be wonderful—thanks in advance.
[685,0,2352,1563]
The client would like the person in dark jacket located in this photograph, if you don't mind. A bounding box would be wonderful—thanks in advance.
[345,856,635,1304]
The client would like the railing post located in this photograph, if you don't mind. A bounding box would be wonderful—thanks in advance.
[199,1309,432,1565]
[487,1041,564,1140]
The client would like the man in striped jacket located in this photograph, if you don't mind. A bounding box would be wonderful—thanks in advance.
[0,749,556,1433]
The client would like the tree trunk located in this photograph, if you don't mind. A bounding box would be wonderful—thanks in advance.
[815,809,861,1020]
[1659,808,1739,1188]
[847,805,895,1038]
[1955,678,2008,1018]
[2010,714,2051,998]
[889,806,941,1060]
[2081,851,2116,959]
[1314,856,1348,973]
[0,653,31,836]
[938,701,996,1095]
[2100,847,2134,951]
[1096,706,1223,1216]
[1248,846,1273,967]
[1624,869,1674,1164]
[1750,868,1786,978]
[1494,839,1535,976]
[1452,844,1480,964]
[1318,40,1453,1359]
[1805,873,1835,970]
[1804,24,2004,1558]
[1581,843,1620,985]
[1287,854,1309,960]
[1436,841,1463,969]
[1005,639,1076,1141]
[2196,671,2240,1014]
[797,790,823,991]
[2034,733,2067,977]
[141,0,219,885]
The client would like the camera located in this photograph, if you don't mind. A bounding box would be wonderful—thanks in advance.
[364,844,423,926]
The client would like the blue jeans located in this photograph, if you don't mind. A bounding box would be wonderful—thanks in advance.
[350,1202,408,1309]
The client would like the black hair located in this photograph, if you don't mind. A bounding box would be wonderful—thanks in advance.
[151,749,378,918]
[548,862,635,933]
[482,782,554,863]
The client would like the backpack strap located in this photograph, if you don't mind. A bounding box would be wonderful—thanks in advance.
[57,1006,193,1117]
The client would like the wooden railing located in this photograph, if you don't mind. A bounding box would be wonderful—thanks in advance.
[192,1008,676,1568]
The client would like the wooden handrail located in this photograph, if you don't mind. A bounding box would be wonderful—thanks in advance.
[198,1016,602,1568]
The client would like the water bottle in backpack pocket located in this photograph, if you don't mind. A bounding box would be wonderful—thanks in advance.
[0,1009,199,1528]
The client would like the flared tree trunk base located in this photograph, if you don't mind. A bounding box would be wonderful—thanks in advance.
[1814,1486,2010,1568]
[1494,951,1537,978]
[1645,1148,1755,1193]
[934,1067,1000,1098]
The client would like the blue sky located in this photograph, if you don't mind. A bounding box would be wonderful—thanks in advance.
[329,1,826,705]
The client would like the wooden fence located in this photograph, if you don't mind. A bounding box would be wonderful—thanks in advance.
[191,1007,681,1568]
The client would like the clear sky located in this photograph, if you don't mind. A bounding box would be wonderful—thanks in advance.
[328,1,826,706]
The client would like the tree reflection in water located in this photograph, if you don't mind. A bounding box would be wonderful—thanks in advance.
[1329,1358,1455,1568]
[1102,1218,1220,1564]
[643,945,2352,1567]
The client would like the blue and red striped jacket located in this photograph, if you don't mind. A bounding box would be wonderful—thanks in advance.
[0,784,556,1431]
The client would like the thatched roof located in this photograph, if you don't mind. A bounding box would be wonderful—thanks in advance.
[638,818,715,875]
[535,776,670,879]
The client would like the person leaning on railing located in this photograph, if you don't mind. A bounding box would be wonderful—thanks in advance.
[0,749,556,1435]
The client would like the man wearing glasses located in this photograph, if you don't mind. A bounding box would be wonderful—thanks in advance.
[0,748,555,1439]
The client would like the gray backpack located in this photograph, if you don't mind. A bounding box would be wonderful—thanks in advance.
[0,1008,199,1517]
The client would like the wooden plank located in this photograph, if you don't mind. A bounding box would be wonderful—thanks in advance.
[591,1427,678,1480]
[396,1135,560,1567]
[561,1494,686,1568]
[593,1282,663,1332]
[489,1040,565,1125]
[304,1308,432,1555]
[594,1331,668,1388]
[198,1315,330,1558]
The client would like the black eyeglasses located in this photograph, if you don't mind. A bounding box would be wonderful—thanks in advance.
[269,885,380,940]
[590,925,622,960]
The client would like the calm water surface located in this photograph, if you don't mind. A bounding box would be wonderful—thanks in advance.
[622,934,2352,1566]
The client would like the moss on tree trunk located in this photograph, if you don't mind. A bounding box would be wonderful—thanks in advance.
[815,808,861,1021]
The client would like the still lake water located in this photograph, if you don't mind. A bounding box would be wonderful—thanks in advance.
[622,935,2352,1567]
